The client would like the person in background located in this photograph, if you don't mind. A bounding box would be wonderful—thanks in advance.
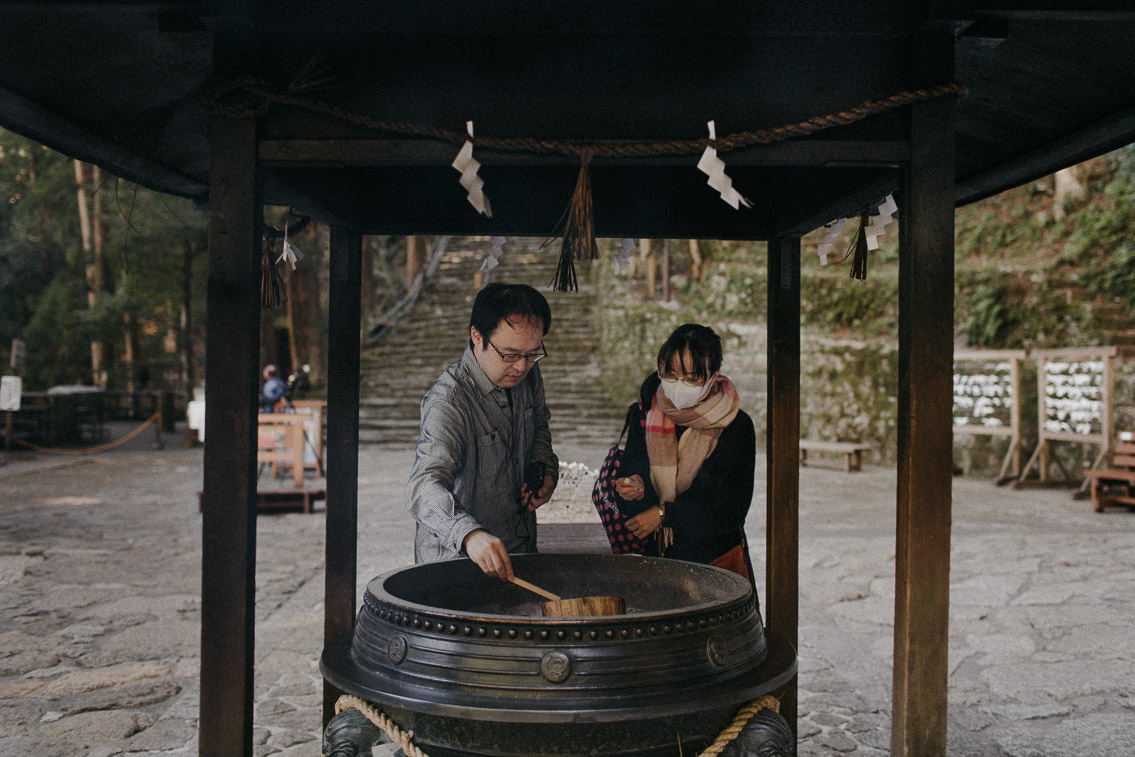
[613,324,757,583]
[259,365,288,413]
[406,283,558,581]
[287,364,311,400]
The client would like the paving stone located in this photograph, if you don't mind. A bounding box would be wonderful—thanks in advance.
[0,651,60,677]
[39,709,157,740]
[62,678,181,714]
[0,698,45,730]
[124,716,197,752]
[40,662,171,696]
[4,440,1135,756]
[812,728,859,752]
[992,712,1135,757]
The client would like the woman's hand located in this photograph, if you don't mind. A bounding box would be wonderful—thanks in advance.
[614,474,645,501]
[626,506,661,540]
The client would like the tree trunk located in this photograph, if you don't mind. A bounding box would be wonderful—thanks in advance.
[688,239,705,281]
[285,222,325,384]
[180,238,197,393]
[641,238,656,299]
[406,235,425,288]
[661,238,671,302]
[75,160,111,388]
[1052,166,1085,222]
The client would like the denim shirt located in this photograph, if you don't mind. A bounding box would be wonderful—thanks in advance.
[407,344,558,562]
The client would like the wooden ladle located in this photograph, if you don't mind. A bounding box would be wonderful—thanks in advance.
[510,576,626,617]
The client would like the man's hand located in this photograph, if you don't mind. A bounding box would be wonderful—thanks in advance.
[614,474,645,501]
[626,506,661,540]
[463,530,514,581]
[522,474,556,511]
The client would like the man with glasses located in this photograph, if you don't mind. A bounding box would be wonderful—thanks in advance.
[407,282,558,581]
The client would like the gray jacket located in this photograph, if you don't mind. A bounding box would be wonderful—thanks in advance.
[407,344,558,562]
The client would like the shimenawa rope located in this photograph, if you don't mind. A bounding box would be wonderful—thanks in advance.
[331,692,781,757]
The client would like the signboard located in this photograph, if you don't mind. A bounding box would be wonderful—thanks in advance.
[1017,346,1117,487]
[0,375,20,412]
[954,350,1026,481]
[953,357,1018,433]
[9,339,25,374]
[1042,356,1107,437]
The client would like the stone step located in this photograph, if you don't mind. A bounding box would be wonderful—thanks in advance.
[358,237,623,447]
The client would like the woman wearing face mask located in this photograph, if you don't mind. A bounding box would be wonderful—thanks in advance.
[613,324,757,582]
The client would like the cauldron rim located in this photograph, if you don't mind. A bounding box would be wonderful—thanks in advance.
[366,553,753,621]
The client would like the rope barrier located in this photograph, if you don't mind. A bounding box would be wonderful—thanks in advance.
[331,692,781,757]
[203,76,968,159]
[9,411,162,455]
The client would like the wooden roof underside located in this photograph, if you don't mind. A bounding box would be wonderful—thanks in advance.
[1,1,1133,239]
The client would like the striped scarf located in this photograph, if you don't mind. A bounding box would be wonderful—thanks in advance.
[645,374,740,505]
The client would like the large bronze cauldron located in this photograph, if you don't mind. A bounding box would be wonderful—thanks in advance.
[321,554,796,756]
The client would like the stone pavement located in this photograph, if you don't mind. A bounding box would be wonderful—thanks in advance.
[1,428,1133,756]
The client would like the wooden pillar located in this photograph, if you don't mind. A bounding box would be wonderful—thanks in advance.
[766,236,800,737]
[323,226,362,723]
[200,115,261,756]
[892,31,955,757]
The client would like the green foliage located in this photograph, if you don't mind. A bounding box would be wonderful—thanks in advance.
[21,265,93,387]
[962,283,1020,347]
[802,274,896,337]
[0,128,208,389]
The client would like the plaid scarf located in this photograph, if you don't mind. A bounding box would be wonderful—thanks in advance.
[645,374,740,505]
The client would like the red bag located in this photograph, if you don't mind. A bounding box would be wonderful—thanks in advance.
[592,403,650,554]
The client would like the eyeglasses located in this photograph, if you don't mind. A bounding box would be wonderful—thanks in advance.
[486,338,547,365]
[660,375,704,388]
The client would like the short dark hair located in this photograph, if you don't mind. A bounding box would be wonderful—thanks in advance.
[469,283,551,342]
[656,324,722,381]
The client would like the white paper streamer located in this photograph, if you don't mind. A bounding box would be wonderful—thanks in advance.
[276,224,305,270]
[696,121,751,210]
[452,121,492,217]
[480,235,507,273]
[864,194,897,250]
[817,218,845,266]
[614,238,635,274]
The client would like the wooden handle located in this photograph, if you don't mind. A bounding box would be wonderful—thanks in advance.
[510,576,560,601]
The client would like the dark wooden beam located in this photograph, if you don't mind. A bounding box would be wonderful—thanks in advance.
[199,114,261,757]
[955,100,1135,206]
[776,173,901,237]
[892,31,955,757]
[323,226,362,725]
[766,236,801,741]
[0,83,207,200]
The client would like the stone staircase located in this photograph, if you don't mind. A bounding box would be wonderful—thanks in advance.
[358,237,627,449]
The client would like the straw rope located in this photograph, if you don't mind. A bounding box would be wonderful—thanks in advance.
[9,411,162,455]
[331,692,781,757]
[204,76,968,159]
[332,694,428,757]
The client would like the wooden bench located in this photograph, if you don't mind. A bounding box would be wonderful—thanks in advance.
[799,440,872,472]
[1084,434,1135,512]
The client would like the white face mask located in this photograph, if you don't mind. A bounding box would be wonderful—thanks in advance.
[661,377,711,410]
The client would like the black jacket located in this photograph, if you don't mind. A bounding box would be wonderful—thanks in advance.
[616,394,756,565]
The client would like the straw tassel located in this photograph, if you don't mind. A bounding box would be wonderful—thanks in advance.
[549,153,598,292]
[849,212,869,281]
[261,239,285,308]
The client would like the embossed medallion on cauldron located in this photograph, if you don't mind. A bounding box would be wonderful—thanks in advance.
[321,554,797,756]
